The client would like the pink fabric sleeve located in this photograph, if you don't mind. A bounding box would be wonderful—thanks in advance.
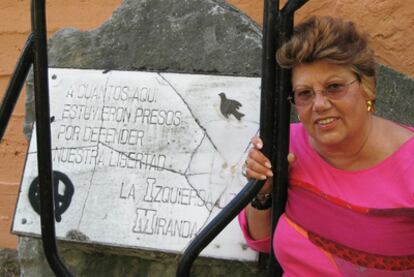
[238,208,271,253]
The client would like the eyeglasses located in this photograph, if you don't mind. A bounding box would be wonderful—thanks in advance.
[289,79,359,106]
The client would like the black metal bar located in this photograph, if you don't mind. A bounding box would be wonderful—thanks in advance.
[259,0,280,158]
[176,179,263,277]
[280,0,308,16]
[31,0,72,276]
[267,1,308,275]
[260,1,283,275]
[0,34,34,141]
[267,12,294,277]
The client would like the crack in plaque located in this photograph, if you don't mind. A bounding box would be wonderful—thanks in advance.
[191,128,260,240]
[202,129,261,228]
[242,128,259,154]
[192,128,262,234]
[181,133,213,211]
[184,132,206,175]
[77,71,112,228]
[156,73,237,214]
[154,74,260,224]
[189,168,250,254]
[77,142,100,228]
[179,179,231,254]
[99,131,214,212]
[193,128,260,230]
[203,118,260,126]
[157,73,220,152]
[186,172,210,176]
[235,128,260,169]
[99,142,185,176]
[196,182,230,232]
[27,145,98,155]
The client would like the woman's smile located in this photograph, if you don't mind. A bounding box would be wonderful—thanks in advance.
[315,117,339,129]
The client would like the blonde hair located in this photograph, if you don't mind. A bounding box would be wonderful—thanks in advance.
[276,16,376,101]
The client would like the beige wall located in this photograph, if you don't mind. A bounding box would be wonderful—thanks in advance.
[0,0,412,249]
[228,0,414,77]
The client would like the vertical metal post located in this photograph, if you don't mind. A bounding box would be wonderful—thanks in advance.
[31,0,72,275]
[260,1,283,274]
[267,2,308,276]
[259,0,279,158]
[267,13,293,277]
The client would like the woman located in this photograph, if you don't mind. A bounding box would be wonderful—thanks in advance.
[238,16,414,276]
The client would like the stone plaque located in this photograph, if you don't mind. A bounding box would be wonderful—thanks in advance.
[13,68,260,261]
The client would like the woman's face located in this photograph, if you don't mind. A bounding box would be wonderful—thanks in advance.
[292,61,371,149]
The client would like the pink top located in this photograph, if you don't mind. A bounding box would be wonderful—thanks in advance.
[238,123,414,276]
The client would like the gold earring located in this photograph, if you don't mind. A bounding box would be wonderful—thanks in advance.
[367,100,374,112]
[297,114,301,121]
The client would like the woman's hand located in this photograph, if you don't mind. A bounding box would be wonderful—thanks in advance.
[244,136,296,193]
[244,136,296,239]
